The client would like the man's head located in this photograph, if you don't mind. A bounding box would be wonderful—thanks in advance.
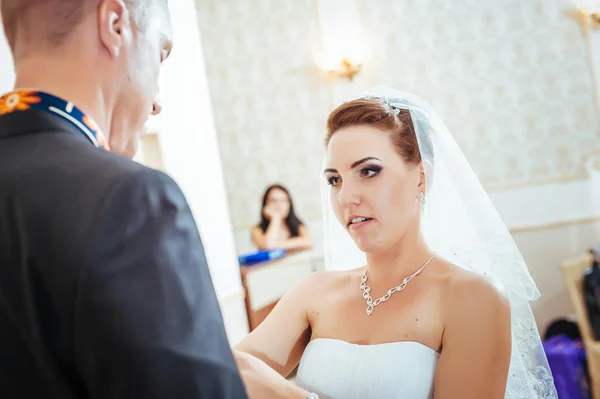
[1,0,173,158]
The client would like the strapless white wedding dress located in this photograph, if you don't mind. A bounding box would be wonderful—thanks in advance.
[296,338,439,399]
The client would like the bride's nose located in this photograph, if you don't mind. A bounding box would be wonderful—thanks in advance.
[338,183,361,207]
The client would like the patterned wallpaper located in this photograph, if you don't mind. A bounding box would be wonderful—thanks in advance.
[196,0,600,230]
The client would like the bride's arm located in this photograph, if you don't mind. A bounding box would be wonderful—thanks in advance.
[433,274,512,399]
[235,271,322,377]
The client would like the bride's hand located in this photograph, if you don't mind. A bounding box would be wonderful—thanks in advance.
[234,351,309,399]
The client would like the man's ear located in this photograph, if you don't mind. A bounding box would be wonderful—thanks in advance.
[97,0,131,59]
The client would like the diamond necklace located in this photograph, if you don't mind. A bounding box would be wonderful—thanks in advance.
[360,252,436,316]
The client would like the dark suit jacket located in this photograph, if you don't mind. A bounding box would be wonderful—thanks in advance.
[0,109,248,399]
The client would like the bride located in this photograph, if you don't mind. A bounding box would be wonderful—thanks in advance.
[234,87,557,399]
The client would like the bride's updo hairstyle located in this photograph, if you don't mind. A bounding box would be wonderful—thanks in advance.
[325,98,434,168]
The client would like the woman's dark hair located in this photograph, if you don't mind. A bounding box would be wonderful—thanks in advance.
[259,184,304,238]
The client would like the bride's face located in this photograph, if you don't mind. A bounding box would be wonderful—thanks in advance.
[324,125,423,254]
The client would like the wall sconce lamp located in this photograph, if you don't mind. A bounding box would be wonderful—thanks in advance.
[572,1,600,29]
[578,7,600,28]
[315,0,365,82]
[327,58,362,81]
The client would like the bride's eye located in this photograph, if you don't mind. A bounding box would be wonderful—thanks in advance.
[359,166,382,178]
[327,176,341,187]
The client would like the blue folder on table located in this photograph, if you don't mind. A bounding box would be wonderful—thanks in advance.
[238,249,287,266]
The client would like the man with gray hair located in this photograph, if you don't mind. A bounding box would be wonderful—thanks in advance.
[0,0,247,398]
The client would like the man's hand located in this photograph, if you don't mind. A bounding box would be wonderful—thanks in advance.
[234,351,309,399]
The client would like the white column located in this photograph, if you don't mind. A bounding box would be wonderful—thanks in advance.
[155,0,249,343]
[0,17,16,92]
[579,2,600,122]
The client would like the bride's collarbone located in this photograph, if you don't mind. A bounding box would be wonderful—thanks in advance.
[313,275,441,312]
[308,294,444,352]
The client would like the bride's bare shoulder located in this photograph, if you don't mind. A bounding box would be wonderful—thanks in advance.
[438,259,510,320]
[443,260,505,292]
[295,267,364,294]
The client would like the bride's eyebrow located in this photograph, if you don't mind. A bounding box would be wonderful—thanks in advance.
[351,157,381,169]
[323,157,382,175]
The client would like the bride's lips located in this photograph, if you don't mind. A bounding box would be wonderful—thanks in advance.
[347,215,373,230]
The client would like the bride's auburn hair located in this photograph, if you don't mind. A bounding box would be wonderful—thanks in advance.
[325,99,426,166]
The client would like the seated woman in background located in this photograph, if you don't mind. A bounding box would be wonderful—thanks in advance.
[251,184,313,251]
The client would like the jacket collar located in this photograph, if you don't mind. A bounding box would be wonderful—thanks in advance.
[0,108,93,146]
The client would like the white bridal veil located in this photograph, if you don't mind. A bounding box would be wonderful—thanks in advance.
[320,86,557,399]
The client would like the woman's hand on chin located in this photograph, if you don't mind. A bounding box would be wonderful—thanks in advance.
[234,350,309,399]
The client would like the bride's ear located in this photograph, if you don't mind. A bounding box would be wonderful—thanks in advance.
[419,160,433,193]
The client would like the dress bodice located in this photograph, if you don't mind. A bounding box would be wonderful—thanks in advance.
[296,338,439,399]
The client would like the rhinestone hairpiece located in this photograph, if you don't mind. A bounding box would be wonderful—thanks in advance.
[363,94,400,116]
